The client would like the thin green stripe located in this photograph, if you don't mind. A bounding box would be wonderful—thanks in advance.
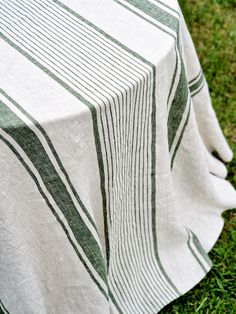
[0,300,9,314]
[167,47,179,105]
[189,229,212,268]
[188,69,202,86]
[22,0,145,80]
[136,77,169,305]
[189,72,204,94]
[0,133,108,299]
[186,229,209,274]
[191,79,205,97]
[127,74,164,310]
[51,0,153,66]
[151,68,180,296]
[142,77,176,302]
[108,289,124,314]
[0,100,107,284]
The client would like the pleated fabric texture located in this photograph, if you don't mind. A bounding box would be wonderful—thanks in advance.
[0,0,235,313]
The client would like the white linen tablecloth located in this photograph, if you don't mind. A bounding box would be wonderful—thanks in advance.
[0,0,236,313]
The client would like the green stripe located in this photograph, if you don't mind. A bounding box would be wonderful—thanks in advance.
[188,70,206,97]
[151,67,180,296]
[0,89,97,230]
[189,72,204,94]
[188,70,202,86]
[113,0,175,39]
[0,100,107,284]
[168,58,189,150]
[121,0,179,32]
[0,300,9,314]
[154,0,180,16]
[108,289,124,314]
[0,132,108,299]
[167,47,179,105]
[170,98,191,168]
[191,79,205,97]
[189,229,212,268]
[186,229,209,274]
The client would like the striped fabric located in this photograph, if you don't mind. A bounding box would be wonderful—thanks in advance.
[0,0,235,313]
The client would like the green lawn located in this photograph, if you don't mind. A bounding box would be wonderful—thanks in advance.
[160,1,236,313]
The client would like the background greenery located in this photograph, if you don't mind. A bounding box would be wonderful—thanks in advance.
[160,0,236,313]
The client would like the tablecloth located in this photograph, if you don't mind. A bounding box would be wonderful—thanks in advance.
[0,0,236,313]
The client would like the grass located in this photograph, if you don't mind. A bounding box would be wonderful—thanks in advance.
[160,0,236,313]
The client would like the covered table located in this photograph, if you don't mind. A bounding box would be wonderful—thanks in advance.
[0,0,236,313]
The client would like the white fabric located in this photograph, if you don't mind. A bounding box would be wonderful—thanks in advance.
[0,0,235,313]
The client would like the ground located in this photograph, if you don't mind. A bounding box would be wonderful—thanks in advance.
[160,0,236,313]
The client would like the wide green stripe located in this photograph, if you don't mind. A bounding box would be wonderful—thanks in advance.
[122,0,179,32]
[0,132,108,299]
[167,58,189,150]
[154,0,180,16]
[0,89,97,230]
[0,100,107,283]
[170,99,191,168]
